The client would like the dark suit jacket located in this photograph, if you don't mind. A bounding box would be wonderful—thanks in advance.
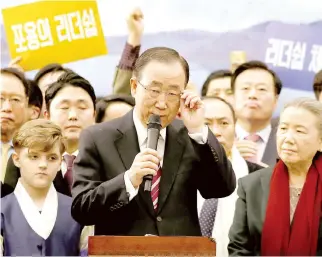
[3,156,71,197]
[71,110,236,236]
[1,156,20,197]
[228,167,322,256]
[261,122,278,166]
[245,161,263,174]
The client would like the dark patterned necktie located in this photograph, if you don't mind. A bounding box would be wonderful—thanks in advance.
[63,154,76,190]
[199,198,218,237]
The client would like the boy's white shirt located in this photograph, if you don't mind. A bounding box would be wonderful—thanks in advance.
[14,180,58,239]
[0,180,93,255]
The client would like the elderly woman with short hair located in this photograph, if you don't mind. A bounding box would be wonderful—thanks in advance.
[228,97,322,256]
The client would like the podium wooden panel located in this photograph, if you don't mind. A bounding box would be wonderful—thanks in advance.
[88,236,216,256]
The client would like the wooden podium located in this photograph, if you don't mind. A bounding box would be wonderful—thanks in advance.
[88,236,216,256]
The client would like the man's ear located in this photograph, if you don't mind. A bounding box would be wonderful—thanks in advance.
[12,152,21,168]
[130,78,138,98]
[44,110,50,120]
[29,106,41,120]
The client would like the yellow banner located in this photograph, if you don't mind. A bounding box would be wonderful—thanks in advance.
[2,0,108,71]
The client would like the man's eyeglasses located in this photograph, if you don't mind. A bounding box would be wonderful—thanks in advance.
[137,81,183,103]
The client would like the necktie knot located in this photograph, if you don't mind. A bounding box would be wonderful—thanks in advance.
[245,134,261,142]
[63,154,76,191]
[63,154,76,168]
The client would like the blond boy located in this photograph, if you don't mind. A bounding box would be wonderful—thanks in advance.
[1,119,92,256]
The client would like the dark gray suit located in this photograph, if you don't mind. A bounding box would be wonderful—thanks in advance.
[261,123,278,166]
[71,110,236,236]
[228,167,322,256]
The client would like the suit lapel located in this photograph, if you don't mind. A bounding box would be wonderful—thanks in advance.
[53,170,70,197]
[4,155,20,190]
[157,124,185,214]
[261,126,277,166]
[260,168,273,225]
[114,111,140,171]
[114,111,155,215]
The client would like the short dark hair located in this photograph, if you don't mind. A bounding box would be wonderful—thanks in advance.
[34,63,72,85]
[27,79,43,109]
[202,96,236,123]
[201,70,232,96]
[95,94,135,123]
[313,70,322,99]
[133,47,190,85]
[45,71,96,112]
[1,67,30,97]
[231,60,282,95]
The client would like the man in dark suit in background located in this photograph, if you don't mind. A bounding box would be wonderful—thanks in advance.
[233,61,283,167]
[71,47,236,236]
[5,71,97,197]
[44,71,96,196]
[1,74,42,197]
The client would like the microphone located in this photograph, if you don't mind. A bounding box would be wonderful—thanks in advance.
[144,114,161,192]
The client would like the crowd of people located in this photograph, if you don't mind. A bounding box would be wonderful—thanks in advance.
[1,7,322,256]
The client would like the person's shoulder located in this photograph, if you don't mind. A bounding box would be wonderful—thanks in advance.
[240,167,273,189]
[170,118,187,133]
[1,193,16,212]
[57,193,75,211]
[271,116,279,129]
[246,161,264,173]
[83,114,127,138]
[57,192,72,205]
[57,193,83,228]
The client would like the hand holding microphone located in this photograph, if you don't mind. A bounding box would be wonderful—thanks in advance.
[128,148,161,189]
[128,115,161,190]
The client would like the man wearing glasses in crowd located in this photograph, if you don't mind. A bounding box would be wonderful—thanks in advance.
[71,47,235,236]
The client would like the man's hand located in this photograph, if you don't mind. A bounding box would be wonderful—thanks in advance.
[8,56,24,73]
[127,7,144,46]
[128,148,161,188]
[180,90,205,134]
[235,140,257,160]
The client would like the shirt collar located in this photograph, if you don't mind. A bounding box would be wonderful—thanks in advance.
[14,179,58,239]
[63,150,79,157]
[133,108,166,147]
[235,122,272,143]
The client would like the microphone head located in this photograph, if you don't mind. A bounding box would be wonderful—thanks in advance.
[147,114,161,129]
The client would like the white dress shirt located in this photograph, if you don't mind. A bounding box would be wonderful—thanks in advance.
[61,150,79,177]
[124,108,209,201]
[235,122,272,163]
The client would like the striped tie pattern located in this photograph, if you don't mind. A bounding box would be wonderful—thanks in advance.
[151,167,162,211]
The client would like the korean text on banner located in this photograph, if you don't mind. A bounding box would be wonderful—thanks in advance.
[2,0,108,71]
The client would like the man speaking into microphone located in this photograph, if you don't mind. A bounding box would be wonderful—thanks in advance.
[71,47,236,236]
